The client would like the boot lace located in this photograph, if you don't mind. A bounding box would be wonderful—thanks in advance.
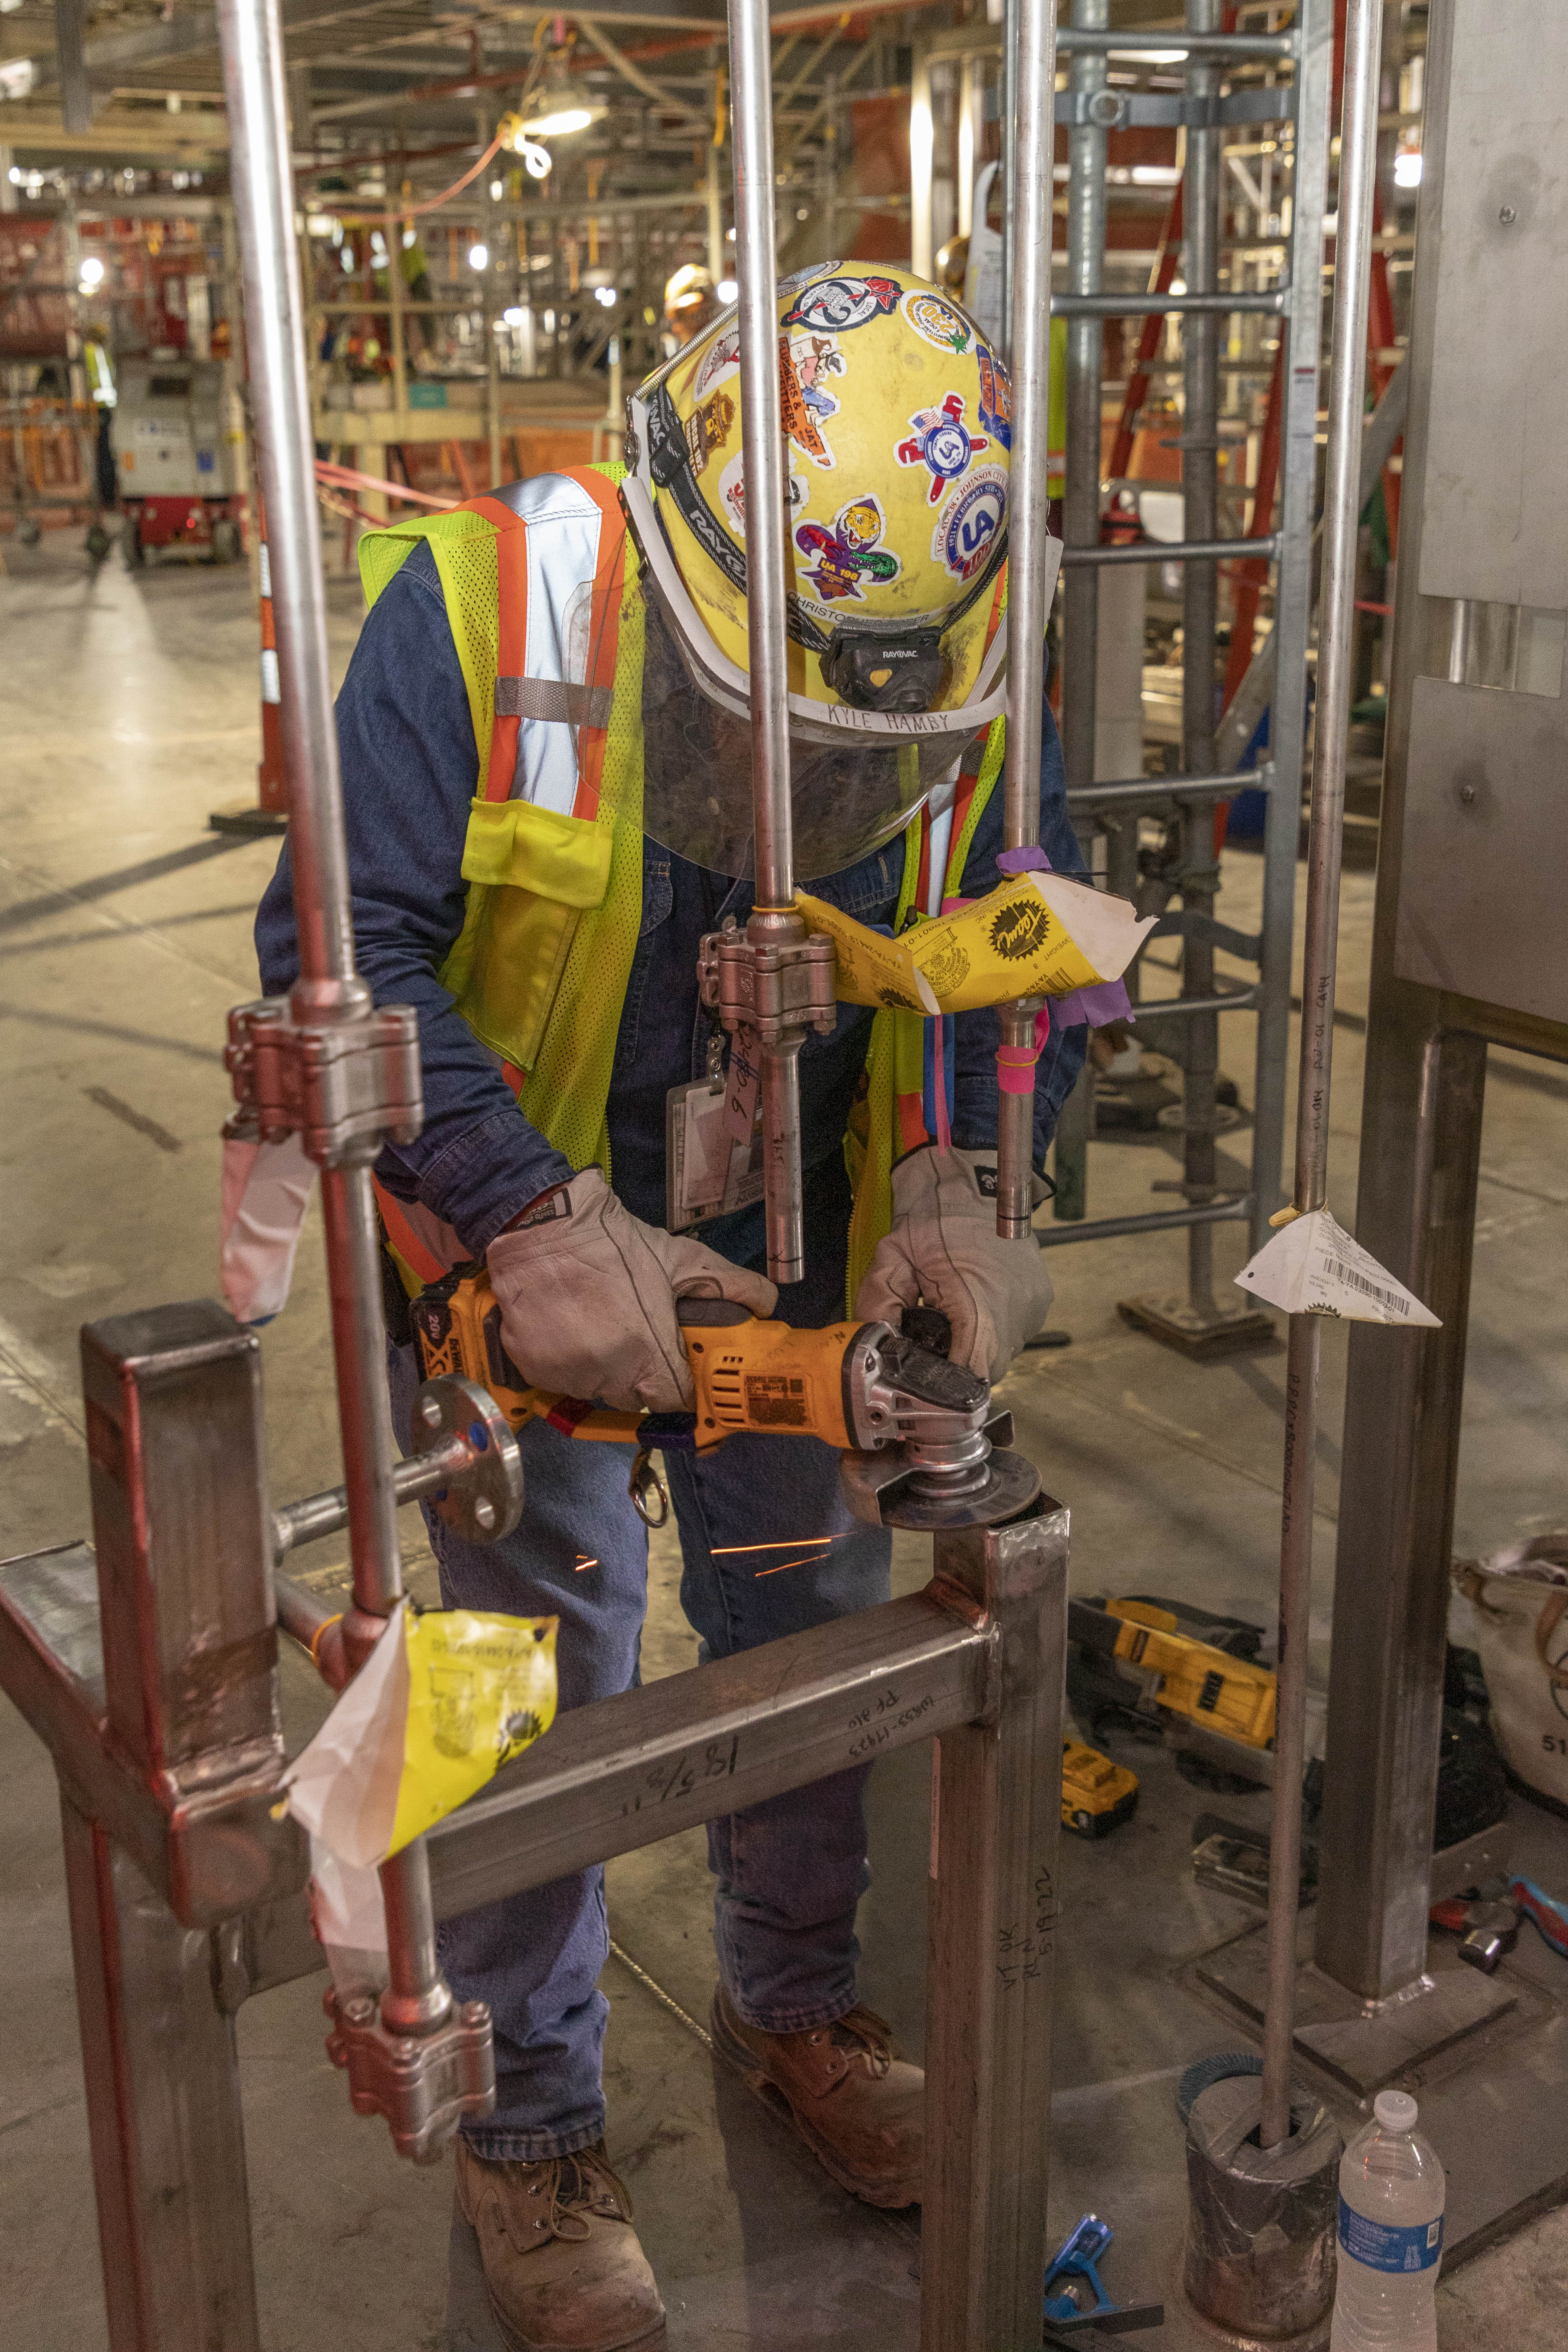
[533,2143,635,2244]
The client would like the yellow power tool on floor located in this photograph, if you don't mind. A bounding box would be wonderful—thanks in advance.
[410,1266,1039,1532]
[1068,1597,1277,1759]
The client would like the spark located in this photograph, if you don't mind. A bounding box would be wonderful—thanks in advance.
[574,1555,600,1572]
[710,1535,835,1556]
[754,1555,829,1579]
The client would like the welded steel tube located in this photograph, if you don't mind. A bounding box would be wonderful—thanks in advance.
[1054,289,1285,317]
[995,0,1059,1240]
[219,0,449,2058]
[1057,25,1294,56]
[273,1431,473,1560]
[1258,0,1383,2158]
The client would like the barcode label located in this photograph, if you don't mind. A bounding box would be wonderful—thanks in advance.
[1327,1260,1410,1315]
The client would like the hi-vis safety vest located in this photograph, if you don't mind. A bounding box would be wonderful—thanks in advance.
[358,464,1006,1309]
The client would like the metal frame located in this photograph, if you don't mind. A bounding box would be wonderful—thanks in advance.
[1313,0,1568,2008]
[906,2,1334,1278]
[0,1308,1068,2352]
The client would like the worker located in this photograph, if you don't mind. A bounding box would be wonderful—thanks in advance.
[663,259,720,345]
[257,260,1088,2352]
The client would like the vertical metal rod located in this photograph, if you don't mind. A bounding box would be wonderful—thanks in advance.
[1248,0,1333,1252]
[995,0,1059,1238]
[218,0,446,2028]
[706,94,724,276]
[728,0,805,1283]
[1258,0,1383,2156]
[910,50,935,279]
[1181,0,1222,1311]
[999,0,1017,356]
[957,56,978,240]
[481,106,502,487]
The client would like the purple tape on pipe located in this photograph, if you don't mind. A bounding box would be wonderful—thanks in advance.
[994,849,1135,1030]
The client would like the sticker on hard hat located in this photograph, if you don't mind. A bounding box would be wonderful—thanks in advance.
[778,259,842,300]
[934,466,1008,582]
[977,348,1013,451]
[694,326,739,399]
[719,448,808,541]
[795,497,902,603]
[897,391,989,504]
[782,274,902,334]
[683,388,734,476]
[902,290,974,354]
[779,332,843,468]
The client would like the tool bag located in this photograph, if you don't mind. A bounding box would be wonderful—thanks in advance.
[1451,1534,1568,1810]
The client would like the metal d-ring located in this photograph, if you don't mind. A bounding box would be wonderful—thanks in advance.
[628,1446,670,1529]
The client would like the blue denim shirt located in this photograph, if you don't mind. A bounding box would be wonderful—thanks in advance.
[256,538,1089,1256]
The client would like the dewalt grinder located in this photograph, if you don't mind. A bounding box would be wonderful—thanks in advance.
[410,1266,1039,1533]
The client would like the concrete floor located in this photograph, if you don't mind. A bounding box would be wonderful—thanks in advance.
[3,526,1568,2348]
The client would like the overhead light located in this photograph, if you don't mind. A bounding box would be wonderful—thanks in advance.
[489,177,504,200]
[594,284,616,308]
[717,277,737,303]
[502,306,526,325]
[79,255,105,288]
[1393,148,1422,187]
[513,80,606,142]
[469,242,489,270]
[521,140,551,180]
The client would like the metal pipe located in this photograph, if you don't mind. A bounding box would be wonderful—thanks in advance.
[1066,763,1265,808]
[910,50,935,280]
[727,0,804,1283]
[274,1571,339,1652]
[273,1431,471,1560]
[1035,1195,1249,1247]
[995,0,1059,1241]
[1258,0,1383,2158]
[218,0,449,2054]
[1053,289,1285,316]
[1057,25,1295,56]
[1062,532,1282,566]
[1181,0,1222,1318]
[998,0,1016,354]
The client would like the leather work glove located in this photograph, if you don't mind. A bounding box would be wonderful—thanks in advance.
[486,1168,777,1414]
[854,1145,1052,1386]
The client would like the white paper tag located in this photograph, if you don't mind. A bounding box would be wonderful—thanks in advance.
[220,1131,317,1323]
[282,1606,409,1868]
[1234,1207,1441,1326]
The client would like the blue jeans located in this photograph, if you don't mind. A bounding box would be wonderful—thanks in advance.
[387,1340,894,2161]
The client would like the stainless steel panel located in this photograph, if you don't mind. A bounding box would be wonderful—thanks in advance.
[1395,677,1568,1024]
[1417,2,1568,611]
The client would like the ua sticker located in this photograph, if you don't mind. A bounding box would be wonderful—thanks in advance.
[795,496,902,604]
[783,274,902,334]
[694,326,740,400]
[897,391,989,505]
[902,289,973,354]
[934,464,1008,583]
[778,335,837,467]
[684,388,735,477]
[977,347,1012,451]
[718,448,808,542]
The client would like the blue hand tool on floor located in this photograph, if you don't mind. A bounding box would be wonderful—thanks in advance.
[1043,2213,1165,2340]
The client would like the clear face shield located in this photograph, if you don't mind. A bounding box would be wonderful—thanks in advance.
[638,581,978,883]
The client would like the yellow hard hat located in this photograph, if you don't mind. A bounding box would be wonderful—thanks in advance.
[623,259,1012,756]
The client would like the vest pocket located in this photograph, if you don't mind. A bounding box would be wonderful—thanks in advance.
[453,796,615,1073]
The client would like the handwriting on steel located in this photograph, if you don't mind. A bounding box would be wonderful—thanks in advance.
[996,1865,1058,1994]
[622,1733,740,1815]
[847,1684,935,1761]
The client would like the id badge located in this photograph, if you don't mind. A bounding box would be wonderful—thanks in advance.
[665,1079,766,1231]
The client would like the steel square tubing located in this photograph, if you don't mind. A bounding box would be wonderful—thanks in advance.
[425,1588,996,1920]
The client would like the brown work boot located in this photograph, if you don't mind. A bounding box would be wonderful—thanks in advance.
[710,1985,923,2208]
[454,2137,666,2352]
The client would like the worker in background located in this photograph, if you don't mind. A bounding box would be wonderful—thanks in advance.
[663,259,720,345]
[83,331,117,510]
[257,262,1088,2352]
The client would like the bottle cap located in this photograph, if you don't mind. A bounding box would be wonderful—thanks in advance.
[1374,2090,1418,2133]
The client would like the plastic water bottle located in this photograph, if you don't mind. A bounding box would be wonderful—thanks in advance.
[1329,2090,1445,2351]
